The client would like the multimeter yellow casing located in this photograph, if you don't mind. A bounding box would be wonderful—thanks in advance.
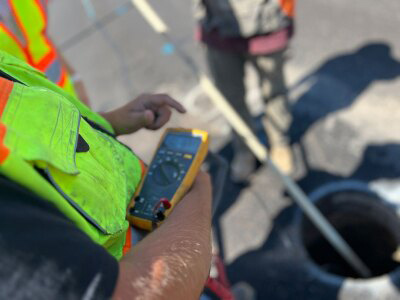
[127,128,209,231]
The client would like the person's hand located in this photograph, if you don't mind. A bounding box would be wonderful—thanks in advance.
[101,94,186,136]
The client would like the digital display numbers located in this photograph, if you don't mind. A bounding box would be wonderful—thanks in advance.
[164,133,201,154]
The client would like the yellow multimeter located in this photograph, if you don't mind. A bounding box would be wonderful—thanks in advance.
[127,128,209,231]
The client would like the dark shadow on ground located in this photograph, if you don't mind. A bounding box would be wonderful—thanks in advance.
[220,143,400,299]
[209,140,255,260]
[288,42,400,144]
[297,143,400,195]
[226,203,343,300]
[209,43,400,299]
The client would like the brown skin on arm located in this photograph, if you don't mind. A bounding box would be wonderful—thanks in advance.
[102,93,209,298]
[113,172,212,300]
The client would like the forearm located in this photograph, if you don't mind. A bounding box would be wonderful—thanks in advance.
[114,184,212,299]
[99,110,123,135]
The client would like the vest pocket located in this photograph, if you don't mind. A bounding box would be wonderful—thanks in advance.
[47,117,134,235]
[3,83,133,235]
[2,83,80,175]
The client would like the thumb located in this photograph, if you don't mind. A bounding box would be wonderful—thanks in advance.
[142,109,155,127]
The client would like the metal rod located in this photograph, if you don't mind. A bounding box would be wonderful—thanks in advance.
[130,0,372,278]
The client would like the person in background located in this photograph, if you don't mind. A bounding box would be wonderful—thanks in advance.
[0,0,90,105]
[195,0,296,181]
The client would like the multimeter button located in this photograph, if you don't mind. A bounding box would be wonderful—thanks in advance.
[156,211,165,221]
[183,154,193,159]
[139,197,145,203]
[144,203,153,212]
[129,207,140,214]
[160,198,171,209]
[176,152,182,157]
[167,151,173,155]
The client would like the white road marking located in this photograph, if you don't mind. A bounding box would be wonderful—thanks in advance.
[131,0,168,34]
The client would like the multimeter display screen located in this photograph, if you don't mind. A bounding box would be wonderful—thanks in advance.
[164,134,201,154]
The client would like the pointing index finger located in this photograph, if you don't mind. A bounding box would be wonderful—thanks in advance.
[155,94,186,113]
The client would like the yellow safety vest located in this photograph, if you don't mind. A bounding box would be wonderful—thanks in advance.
[0,51,143,259]
[0,0,77,97]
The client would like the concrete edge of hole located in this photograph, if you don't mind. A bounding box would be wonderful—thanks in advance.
[293,180,400,300]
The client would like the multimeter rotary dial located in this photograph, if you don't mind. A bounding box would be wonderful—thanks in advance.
[153,161,181,186]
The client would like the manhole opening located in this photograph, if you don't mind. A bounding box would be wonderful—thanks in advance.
[301,190,400,278]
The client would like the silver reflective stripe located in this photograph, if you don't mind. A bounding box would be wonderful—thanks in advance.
[45,58,62,83]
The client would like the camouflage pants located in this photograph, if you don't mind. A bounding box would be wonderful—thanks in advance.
[205,46,292,149]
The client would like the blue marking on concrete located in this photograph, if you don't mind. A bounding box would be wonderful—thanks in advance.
[162,43,175,55]
[115,4,130,16]
[81,0,96,20]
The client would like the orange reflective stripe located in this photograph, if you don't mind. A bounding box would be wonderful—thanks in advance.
[0,123,10,164]
[122,228,132,255]
[0,77,14,117]
[58,68,67,87]
[34,0,48,23]
[8,0,53,66]
[139,160,147,178]
[8,0,33,66]
[36,49,56,71]
[280,0,295,18]
[30,0,54,68]
[0,77,13,164]
[3,1,71,92]
[0,23,28,61]
[31,0,56,71]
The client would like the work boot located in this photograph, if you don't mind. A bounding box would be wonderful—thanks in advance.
[264,118,293,174]
[269,142,293,174]
[230,139,257,183]
[264,96,293,174]
[229,112,270,183]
